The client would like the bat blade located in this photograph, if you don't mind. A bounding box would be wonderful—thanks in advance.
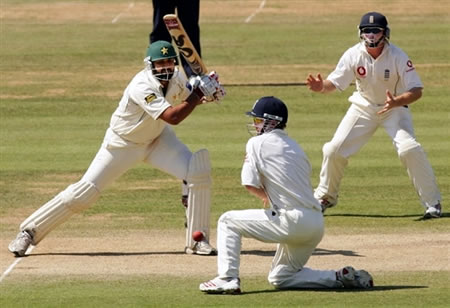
[163,14,207,75]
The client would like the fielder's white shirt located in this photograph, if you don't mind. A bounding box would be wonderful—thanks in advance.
[241,129,321,211]
[108,68,191,146]
[327,42,423,107]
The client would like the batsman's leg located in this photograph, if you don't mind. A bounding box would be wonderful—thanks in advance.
[9,139,146,256]
[184,149,216,255]
[145,126,216,254]
[18,180,101,245]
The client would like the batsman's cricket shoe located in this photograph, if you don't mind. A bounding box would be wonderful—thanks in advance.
[336,266,374,289]
[185,240,217,255]
[199,277,241,294]
[8,230,33,257]
[423,203,442,219]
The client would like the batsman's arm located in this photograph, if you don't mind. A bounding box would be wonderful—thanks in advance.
[158,92,203,125]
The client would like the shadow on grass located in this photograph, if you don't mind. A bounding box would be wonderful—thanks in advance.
[325,213,419,218]
[28,251,186,257]
[241,285,428,295]
[325,213,449,220]
[241,247,362,257]
[27,247,362,258]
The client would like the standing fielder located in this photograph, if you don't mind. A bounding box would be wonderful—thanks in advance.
[199,96,373,294]
[8,40,225,257]
[306,12,442,219]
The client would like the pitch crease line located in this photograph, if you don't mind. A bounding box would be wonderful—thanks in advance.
[245,0,266,23]
[112,2,135,24]
[0,246,35,283]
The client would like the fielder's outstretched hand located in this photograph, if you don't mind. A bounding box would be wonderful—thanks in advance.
[306,73,324,92]
[378,90,396,115]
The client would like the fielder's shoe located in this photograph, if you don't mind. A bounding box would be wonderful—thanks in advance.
[199,277,241,294]
[319,198,336,213]
[336,266,374,289]
[423,203,442,219]
[185,240,217,255]
[8,230,33,257]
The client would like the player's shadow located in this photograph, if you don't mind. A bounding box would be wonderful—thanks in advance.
[326,212,449,221]
[28,251,186,257]
[240,248,362,257]
[28,247,360,258]
[241,285,427,295]
[325,213,419,218]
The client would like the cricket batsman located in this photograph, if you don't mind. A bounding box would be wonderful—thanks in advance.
[8,40,224,257]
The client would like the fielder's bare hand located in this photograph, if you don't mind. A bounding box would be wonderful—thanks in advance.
[306,74,324,92]
[377,90,396,114]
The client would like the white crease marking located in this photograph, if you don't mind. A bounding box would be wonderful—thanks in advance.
[0,246,35,283]
[245,0,266,23]
[112,2,135,24]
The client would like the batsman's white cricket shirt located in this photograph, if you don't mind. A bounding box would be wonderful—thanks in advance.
[327,42,423,107]
[108,68,191,146]
[241,129,321,211]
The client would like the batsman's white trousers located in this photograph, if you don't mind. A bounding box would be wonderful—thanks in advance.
[217,207,342,288]
[83,126,191,191]
[315,103,441,208]
[20,126,192,244]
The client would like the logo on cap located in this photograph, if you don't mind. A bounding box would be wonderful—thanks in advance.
[161,47,169,55]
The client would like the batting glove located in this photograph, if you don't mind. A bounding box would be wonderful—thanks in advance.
[189,71,226,104]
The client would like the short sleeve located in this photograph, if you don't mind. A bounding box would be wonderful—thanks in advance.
[241,138,261,187]
[327,48,356,91]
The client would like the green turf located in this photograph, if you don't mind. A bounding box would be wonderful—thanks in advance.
[1,272,448,308]
[1,1,449,307]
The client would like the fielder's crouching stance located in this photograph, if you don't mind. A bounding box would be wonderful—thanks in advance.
[199,97,373,294]
[306,12,442,218]
[9,40,224,257]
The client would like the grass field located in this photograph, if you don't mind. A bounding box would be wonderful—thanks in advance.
[1,1,449,307]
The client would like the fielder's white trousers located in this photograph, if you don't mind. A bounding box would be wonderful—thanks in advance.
[217,207,341,289]
[315,103,441,208]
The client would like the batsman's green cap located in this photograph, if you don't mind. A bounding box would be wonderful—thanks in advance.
[146,40,177,61]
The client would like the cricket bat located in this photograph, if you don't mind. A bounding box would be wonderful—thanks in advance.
[163,14,207,75]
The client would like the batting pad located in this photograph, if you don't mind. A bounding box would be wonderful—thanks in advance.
[20,180,100,244]
[185,149,212,248]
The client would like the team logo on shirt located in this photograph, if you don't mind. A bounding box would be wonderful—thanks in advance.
[384,69,390,81]
[145,93,157,104]
[357,66,366,77]
[406,60,415,72]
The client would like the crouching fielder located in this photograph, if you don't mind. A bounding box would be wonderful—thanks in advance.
[8,40,224,257]
[199,97,373,294]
